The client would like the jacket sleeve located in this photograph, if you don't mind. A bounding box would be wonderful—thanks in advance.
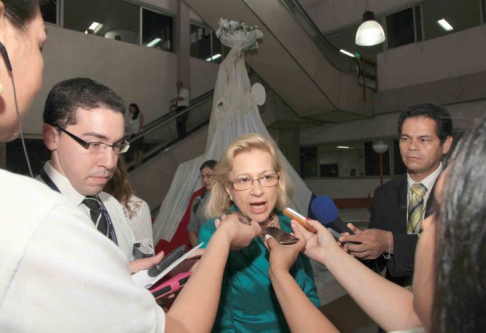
[369,184,419,278]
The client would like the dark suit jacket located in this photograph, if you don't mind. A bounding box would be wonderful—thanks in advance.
[368,174,435,286]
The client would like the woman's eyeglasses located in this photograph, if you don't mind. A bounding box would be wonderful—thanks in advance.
[200,174,213,180]
[229,174,279,191]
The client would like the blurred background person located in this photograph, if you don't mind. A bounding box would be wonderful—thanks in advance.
[106,160,154,258]
[198,133,319,332]
[126,103,144,167]
[169,80,189,139]
[187,159,217,247]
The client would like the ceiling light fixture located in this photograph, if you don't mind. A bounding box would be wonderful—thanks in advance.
[147,38,162,47]
[336,146,351,149]
[206,54,221,61]
[355,10,386,46]
[437,19,453,31]
[84,22,103,34]
[339,49,356,58]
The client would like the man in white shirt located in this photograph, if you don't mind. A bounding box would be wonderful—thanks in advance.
[39,78,159,270]
[169,80,190,138]
[341,103,453,287]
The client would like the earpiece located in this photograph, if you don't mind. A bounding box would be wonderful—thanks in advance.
[0,41,12,72]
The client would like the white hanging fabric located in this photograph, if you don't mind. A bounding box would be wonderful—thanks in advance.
[153,44,312,244]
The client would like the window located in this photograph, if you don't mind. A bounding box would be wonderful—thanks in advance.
[364,141,390,176]
[386,7,416,49]
[63,0,140,45]
[300,146,318,178]
[190,23,223,62]
[40,0,58,25]
[142,8,173,52]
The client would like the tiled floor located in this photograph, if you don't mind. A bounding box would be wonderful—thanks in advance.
[320,294,378,333]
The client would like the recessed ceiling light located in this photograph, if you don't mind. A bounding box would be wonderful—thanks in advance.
[437,19,453,31]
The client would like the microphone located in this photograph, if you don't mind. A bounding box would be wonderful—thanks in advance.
[310,196,355,235]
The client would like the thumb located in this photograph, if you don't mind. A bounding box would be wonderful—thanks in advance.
[347,223,362,234]
[264,234,278,250]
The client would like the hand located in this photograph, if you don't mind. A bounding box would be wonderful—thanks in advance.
[265,230,306,274]
[129,250,165,274]
[214,214,262,250]
[291,219,341,263]
[340,228,390,260]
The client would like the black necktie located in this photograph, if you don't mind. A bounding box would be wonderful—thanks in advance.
[83,196,108,235]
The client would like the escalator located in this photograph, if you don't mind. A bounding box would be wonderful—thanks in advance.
[185,0,376,124]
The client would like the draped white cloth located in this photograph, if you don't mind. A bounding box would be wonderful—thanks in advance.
[153,44,312,244]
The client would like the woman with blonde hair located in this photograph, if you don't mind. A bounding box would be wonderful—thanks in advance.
[198,133,319,332]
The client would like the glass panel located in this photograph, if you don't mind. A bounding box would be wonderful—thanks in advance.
[142,8,173,52]
[364,141,390,176]
[64,0,140,45]
[393,139,407,175]
[190,24,212,60]
[40,0,58,25]
[211,31,223,63]
[300,147,318,178]
[124,95,213,168]
[414,6,423,42]
[421,0,480,41]
[386,8,415,49]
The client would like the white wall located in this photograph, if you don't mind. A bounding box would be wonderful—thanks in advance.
[300,99,485,146]
[378,24,486,92]
[304,177,394,199]
[189,57,219,98]
[139,0,177,13]
[24,24,219,137]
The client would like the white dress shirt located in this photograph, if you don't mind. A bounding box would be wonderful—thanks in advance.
[38,161,136,260]
[0,169,165,332]
[176,88,190,107]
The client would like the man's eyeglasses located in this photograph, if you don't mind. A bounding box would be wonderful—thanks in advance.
[229,174,279,191]
[54,125,130,154]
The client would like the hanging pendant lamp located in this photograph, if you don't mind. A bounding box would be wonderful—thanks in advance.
[355,11,385,46]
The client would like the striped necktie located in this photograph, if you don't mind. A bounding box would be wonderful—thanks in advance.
[83,196,108,235]
[407,183,427,233]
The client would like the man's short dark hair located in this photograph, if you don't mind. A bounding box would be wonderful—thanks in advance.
[397,103,453,145]
[43,78,126,128]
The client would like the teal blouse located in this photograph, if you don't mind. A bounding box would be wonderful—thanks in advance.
[198,208,320,332]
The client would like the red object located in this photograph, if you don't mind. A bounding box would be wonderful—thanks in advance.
[150,272,192,300]
[154,187,205,254]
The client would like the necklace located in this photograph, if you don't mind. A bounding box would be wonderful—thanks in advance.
[269,213,274,227]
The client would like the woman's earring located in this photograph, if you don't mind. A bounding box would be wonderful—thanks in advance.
[0,83,3,95]
[230,195,233,201]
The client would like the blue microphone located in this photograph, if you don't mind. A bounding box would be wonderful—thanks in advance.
[310,196,355,235]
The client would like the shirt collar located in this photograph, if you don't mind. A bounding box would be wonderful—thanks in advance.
[44,161,86,207]
[407,163,442,191]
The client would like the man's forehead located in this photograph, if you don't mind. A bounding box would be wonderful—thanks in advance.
[401,117,438,135]
[67,107,124,137]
